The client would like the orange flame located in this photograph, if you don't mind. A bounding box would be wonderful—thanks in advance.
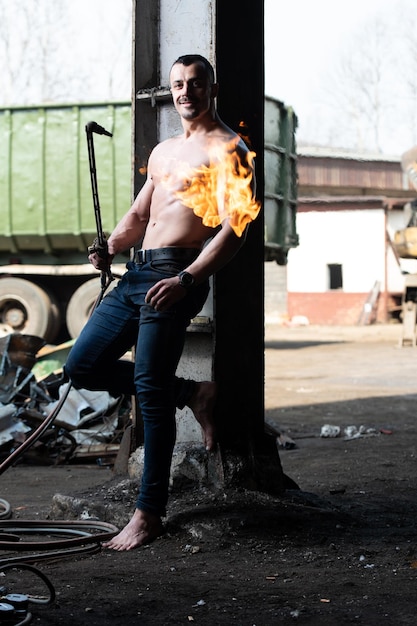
[163,141,261,237]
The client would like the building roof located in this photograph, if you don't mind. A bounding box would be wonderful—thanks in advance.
[298,145,402,163]
[297,195,411,212]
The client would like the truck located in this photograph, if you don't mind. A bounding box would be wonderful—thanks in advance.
[0,98,298,343]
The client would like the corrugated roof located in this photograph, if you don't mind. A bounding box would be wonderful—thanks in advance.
[298,145,402,163]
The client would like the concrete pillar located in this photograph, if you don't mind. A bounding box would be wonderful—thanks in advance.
[132,0,284,494]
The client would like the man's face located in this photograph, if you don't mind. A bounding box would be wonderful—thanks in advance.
[169,61,215,120]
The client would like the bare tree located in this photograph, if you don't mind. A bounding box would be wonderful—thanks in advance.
[0,0,74,104]
[320,17,395,153]
[296,3,417,156]
[0,1,35,102]
[394,10,417,151]
[0,0,131,106]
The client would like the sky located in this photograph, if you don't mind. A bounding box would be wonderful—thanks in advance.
[1,0,414,155]
[264,0,412,154]
[265,0,394,106]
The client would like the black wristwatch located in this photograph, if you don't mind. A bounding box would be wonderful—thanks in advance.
[178,270,195,289]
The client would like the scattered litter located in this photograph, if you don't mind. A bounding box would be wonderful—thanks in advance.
[359,554,375,568]
[265,421,297,450]
[320,424,340,438]
[183,544,201,554]
[344,425,378,440]
[41,384,122,444]
[277,434,296,449]
[0,404,31,446]
[0,332,131,466]
[296,387,314,394]
[289,315,310,326]
[320,423,385,440]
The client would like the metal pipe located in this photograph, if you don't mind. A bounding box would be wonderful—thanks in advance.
[85,121,114,300]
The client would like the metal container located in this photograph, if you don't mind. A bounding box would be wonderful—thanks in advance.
[0,102,132,254]
[264,96,299,264]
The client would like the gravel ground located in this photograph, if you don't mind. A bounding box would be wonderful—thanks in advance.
[1,322,416,625]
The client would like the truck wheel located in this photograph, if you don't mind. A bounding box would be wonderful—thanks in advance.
[66,277,116,339]
[0,277,61,343]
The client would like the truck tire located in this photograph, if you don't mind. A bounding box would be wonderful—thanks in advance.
[0,277,61,343]
[66,277,116,339]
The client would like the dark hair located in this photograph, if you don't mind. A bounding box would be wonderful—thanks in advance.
[171,54,215,84]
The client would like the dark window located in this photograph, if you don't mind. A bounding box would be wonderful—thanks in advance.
[328,264,343,290]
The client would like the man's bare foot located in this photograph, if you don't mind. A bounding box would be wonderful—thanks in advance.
[102,509,163,551]
[188,381,217,451]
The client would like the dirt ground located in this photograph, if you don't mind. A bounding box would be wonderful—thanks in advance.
[1,322,417,625]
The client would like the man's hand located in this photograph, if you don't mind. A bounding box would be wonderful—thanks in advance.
[87,238,114,271]
[145,277,187,311]
[88,251,115,272]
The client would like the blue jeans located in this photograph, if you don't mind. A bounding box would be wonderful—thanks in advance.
[65,255,209,517]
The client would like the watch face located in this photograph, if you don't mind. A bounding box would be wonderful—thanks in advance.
[179,271,194,287]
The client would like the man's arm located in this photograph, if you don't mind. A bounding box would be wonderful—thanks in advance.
[107,177,154,255]
[89,176,154,271]
[184,220,246,284]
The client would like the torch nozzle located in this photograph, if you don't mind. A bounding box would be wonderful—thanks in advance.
[85,121,113,137]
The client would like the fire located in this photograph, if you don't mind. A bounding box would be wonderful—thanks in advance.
[163,140,261,237]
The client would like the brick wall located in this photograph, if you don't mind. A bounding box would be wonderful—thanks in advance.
[288,292,382,325]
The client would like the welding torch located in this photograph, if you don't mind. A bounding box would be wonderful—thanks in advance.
[85,121,114,304]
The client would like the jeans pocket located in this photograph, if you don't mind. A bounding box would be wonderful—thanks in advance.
[150,259,184,277]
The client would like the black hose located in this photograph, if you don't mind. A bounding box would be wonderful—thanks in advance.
[0,562,56,604]
[0,382,72,476]
[0,498,12,520]
[0,519,119,552]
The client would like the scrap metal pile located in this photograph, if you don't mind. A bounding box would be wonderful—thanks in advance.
[0,333,131,466]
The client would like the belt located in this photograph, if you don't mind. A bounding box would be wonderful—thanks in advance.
[133,247,200,265]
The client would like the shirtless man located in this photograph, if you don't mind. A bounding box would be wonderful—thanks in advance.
[65,54,258,550]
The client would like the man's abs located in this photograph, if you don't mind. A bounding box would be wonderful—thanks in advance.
[141,202,213,250]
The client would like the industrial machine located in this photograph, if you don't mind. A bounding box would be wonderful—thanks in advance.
[393,146,417,344]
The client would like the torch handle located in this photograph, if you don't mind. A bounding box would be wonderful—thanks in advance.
[85,122,114,302]
[86,127,106,248]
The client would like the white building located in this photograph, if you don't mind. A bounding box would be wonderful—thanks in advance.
[267,148,417,325]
